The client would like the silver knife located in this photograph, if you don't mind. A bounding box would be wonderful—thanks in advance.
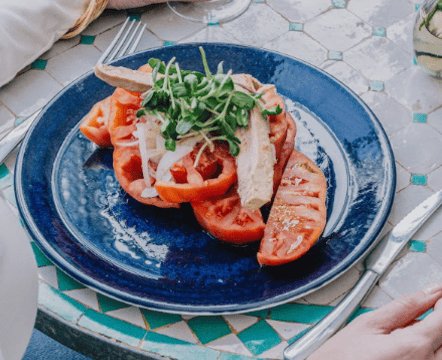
[284,190,442,360]
[0,110,41,164]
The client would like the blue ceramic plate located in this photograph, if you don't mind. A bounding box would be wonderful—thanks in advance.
[15,43,395,314]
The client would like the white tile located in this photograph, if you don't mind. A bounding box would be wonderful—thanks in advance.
[83,10,127,36]
[38,266,58,288]
[64,288,99,310]
[386,67,442,113]
[0,105,15,139]
[348,0,414,27]
[428,106,442,135]
[362,285,393,308]
[155,321,198,344]
[304,267,360,305]
[360,92,410,135]
[345,37,410,81]
[387,13,415,54]
[266,320,309,341]
[95,26,162,53]
[41,37,80,60]
[259,340,288,359]
[106,307,146,329]
[207,334,251,356]
[388,185,434,225]
[46,45,102,86]
[223,314,258,333]
[264,31,327,66]
[223,4,289,47]
[180,25,240,44]
[326,61,369,94]
[267,0,331,22]
[427,232,442,268]
[380,252,442,299]
[428,166,442,191]
[390,124,442,173]
[396,163,411,192]
[141,4,205,41]
[0,70,62,116]
[414,206,442,241]
[304,9,371,51]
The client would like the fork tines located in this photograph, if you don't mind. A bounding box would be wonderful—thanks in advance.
[98,18,147,65]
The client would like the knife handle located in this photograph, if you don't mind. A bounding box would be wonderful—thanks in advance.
[283,270,379,360]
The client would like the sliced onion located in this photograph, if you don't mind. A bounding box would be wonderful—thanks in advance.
[141,187,159,198]
[115,140,139,147]
[156,136,203,182]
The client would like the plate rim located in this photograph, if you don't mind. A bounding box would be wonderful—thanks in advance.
[15,42,396,315]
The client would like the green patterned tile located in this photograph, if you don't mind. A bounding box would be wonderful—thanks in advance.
[97,293,129,313]
[237,320,281,356]
[31,58,47,70]
[141,309,181,329]
[38,282,87,323]
[219,354,253,360]
[332,0,347,8]
[289,22,304,31]
[0,164,10,178]
[163,41,176,47]
[254,0,265,3]
[128,13,141,21]
[415,3,421,11]
[411,173,427,185]
[142,332,220,360]
[79,309,146,346]
[418,308,432,320]
[287,327,310,345]
[56,268,86,291]
[270,303,333,323]
[409,239,427,252]
[187,316,231,344]
[369,80,384,92]
[372,27,386,37]
[31,242,52,267]
[413,113,427,123]
[80,35,95,45]
[328,50,343,60]
[208,21,220,26]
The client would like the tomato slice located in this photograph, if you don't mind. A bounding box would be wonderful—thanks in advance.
[265,90,288,160]
[273,112,297,193]
[258,150,327,266]
[79,97,112,147]
[113,146,179,208]
[192,189,265,244]
[155,143,237,203]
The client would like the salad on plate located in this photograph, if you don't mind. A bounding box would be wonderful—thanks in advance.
[79,47,327,266]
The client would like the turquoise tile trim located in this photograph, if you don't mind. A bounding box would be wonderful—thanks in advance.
[97,293,129,313]
[413,112,427,123]
[128,13,141,21]
[142,332,220,360]
[418,308,433,320]
[369,80,384,92]
[372,27,386,37]
[288,327,310,345]
[332,0,347,8]
[38,282,87,323]
[219,354,253,360]
[80,35,95,45]
[187,316,230,344]
[254,0,265,3]
[31,242,53,267]
[409,239,427,252]
[411,173,427,186]
[413,56,418,65]
[270,303,333,323]
[79,309,146,346]
[289,22,304,31]
[237,320,281,356]
[0,164,9,179]
[141,309,181,329]
[208,21,220,26]
[56,268,86,291]
[31,59,47,70]
[246,309,269,319]
[328,50,343,60]
[163,41,175,47]
[415,3,421,11]
[348,307,373,322]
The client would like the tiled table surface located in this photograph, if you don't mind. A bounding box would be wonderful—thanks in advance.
[1,0,442,359]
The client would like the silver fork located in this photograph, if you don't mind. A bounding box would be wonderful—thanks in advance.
[0,18,147,164]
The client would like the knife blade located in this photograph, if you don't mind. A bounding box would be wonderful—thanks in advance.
[284,190,442,360]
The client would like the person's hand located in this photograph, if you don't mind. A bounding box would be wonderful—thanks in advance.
[309,285,442,360]
[107,0,201,10]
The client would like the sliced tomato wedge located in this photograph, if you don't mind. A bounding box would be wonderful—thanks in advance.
[113,146,179,208]
[155,143,237,203]
[273,112,297,193]
[258,150,327,266]
[79,97,112,147]
[265,91,288,160]
[192,189,265,244]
